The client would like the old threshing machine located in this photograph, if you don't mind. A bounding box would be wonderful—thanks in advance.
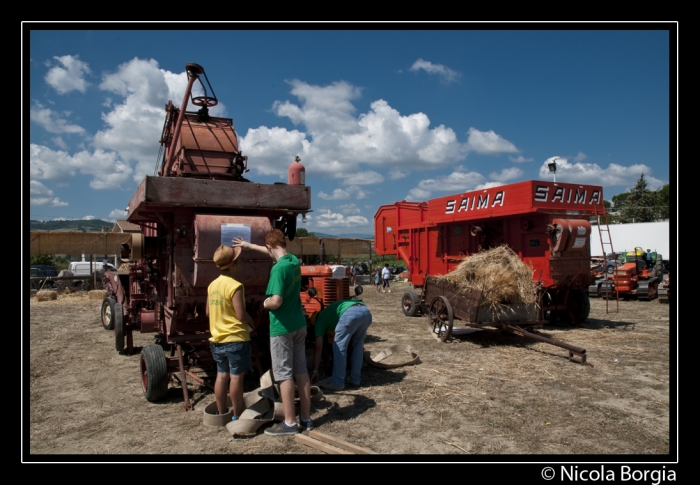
[374,180,608,363]
[99,63,314,410]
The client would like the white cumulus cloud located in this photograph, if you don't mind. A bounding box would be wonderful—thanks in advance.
[240,80,500,181]
[405,168,487,201]
[313,209,370,229]
[44,55,91,94]
[30,143,132,189]
[509,155,533,163]
[317,185,369,201]
[409,59,461,84]
[489,167,523,182]
[30,101,85,135]
[538,156,667,190]
[29,180,68,207]
[466,128,520,155]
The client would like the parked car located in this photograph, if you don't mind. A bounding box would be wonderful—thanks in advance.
[68,261,118,276]
[30,265,58,289]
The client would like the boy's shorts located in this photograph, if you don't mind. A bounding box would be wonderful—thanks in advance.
[269,327,307,381]
[210,340,253,375]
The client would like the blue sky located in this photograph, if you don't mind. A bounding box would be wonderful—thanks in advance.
[26,25,675,236]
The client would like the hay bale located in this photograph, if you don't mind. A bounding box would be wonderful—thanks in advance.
[89,290,108,300]
[437,245,537,310]
[36,290,58,301]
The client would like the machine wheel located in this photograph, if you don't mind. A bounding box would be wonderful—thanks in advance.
[565,289,590,324]
[140,344,169,402]
[114,302,125,352]
[607,265,615,275]
[402,291,420,317]
[101,297,116,330]
[428,296,453,342]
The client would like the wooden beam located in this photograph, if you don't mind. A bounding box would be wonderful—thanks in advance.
[293,434,353,454]
[30,232,132,257]
[308,430,377,454]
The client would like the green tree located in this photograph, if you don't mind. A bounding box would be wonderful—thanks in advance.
[611,192,630,210]
[619,173,660,223]
[30,255,55,266]
[655,184,670,220]
[294,228,315,238]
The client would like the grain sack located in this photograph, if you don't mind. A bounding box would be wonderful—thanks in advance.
[437,245,537,310]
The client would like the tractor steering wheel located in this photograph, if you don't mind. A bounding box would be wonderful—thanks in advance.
[191,96,218,107]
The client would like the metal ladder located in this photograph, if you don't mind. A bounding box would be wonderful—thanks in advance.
[595,208,619,313]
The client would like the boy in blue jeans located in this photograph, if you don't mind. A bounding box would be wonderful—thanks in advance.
[206,245,254,420]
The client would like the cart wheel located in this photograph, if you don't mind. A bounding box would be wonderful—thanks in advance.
[140,344,169,402]
[114,302,125,352]
[101,297,116,330]
[402,291,420,317]
[428,296,453,342]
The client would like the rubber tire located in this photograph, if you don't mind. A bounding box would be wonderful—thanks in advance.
[101,297,116,330]
[402,291,420,317]
[140,344,168,402]
[607,264,615,275]
[566,289,591,324]
[114,302,125,352]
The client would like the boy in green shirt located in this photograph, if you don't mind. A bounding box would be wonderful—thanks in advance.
[232,229,313,435]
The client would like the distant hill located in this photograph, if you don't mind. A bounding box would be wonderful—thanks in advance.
[28,220,374,239]
[312,232,374,239]
[29,219,114,232]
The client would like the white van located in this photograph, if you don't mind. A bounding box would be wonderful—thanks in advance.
[68,261,118,276]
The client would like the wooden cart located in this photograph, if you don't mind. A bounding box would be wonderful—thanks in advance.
[423,276,587,364]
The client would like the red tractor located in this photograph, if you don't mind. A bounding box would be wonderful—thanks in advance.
[99,63,315,409]
[601,247,664,301]
[375,180,606,325]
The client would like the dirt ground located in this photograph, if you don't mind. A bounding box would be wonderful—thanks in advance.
[25,281,675,462]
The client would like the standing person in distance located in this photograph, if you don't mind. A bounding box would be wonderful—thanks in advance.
[381,263,392,293]
[232,229,314,435]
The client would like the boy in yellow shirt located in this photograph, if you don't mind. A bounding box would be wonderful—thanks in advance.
[206,245,255,420]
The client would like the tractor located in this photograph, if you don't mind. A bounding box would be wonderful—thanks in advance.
[589,247,663,301]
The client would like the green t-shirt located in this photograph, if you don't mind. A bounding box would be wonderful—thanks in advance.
[314,300,367,337]
[266,253,306,337]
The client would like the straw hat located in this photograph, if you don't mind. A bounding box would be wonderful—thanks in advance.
[213,245,242,269]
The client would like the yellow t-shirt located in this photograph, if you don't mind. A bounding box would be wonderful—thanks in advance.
[207,274,250,343]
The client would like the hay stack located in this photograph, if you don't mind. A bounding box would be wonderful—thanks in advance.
[437,245,537,309]
[36,290,58,302]
[89,290,108,300]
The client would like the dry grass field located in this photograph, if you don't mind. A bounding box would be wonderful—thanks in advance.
[25,281,675,463]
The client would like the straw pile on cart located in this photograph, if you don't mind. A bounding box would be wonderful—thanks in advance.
[436,245,537,311]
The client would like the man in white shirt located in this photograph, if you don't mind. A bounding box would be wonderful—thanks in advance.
[381,263,391,293]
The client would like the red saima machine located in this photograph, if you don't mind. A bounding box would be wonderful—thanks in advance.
[374,180,606,324]
[101,63,311,410]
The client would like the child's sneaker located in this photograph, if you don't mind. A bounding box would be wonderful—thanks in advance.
[300,418,315,431]
[264,421,299,436]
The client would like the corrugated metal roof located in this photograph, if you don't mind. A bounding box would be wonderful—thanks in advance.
[113,220,141,232]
